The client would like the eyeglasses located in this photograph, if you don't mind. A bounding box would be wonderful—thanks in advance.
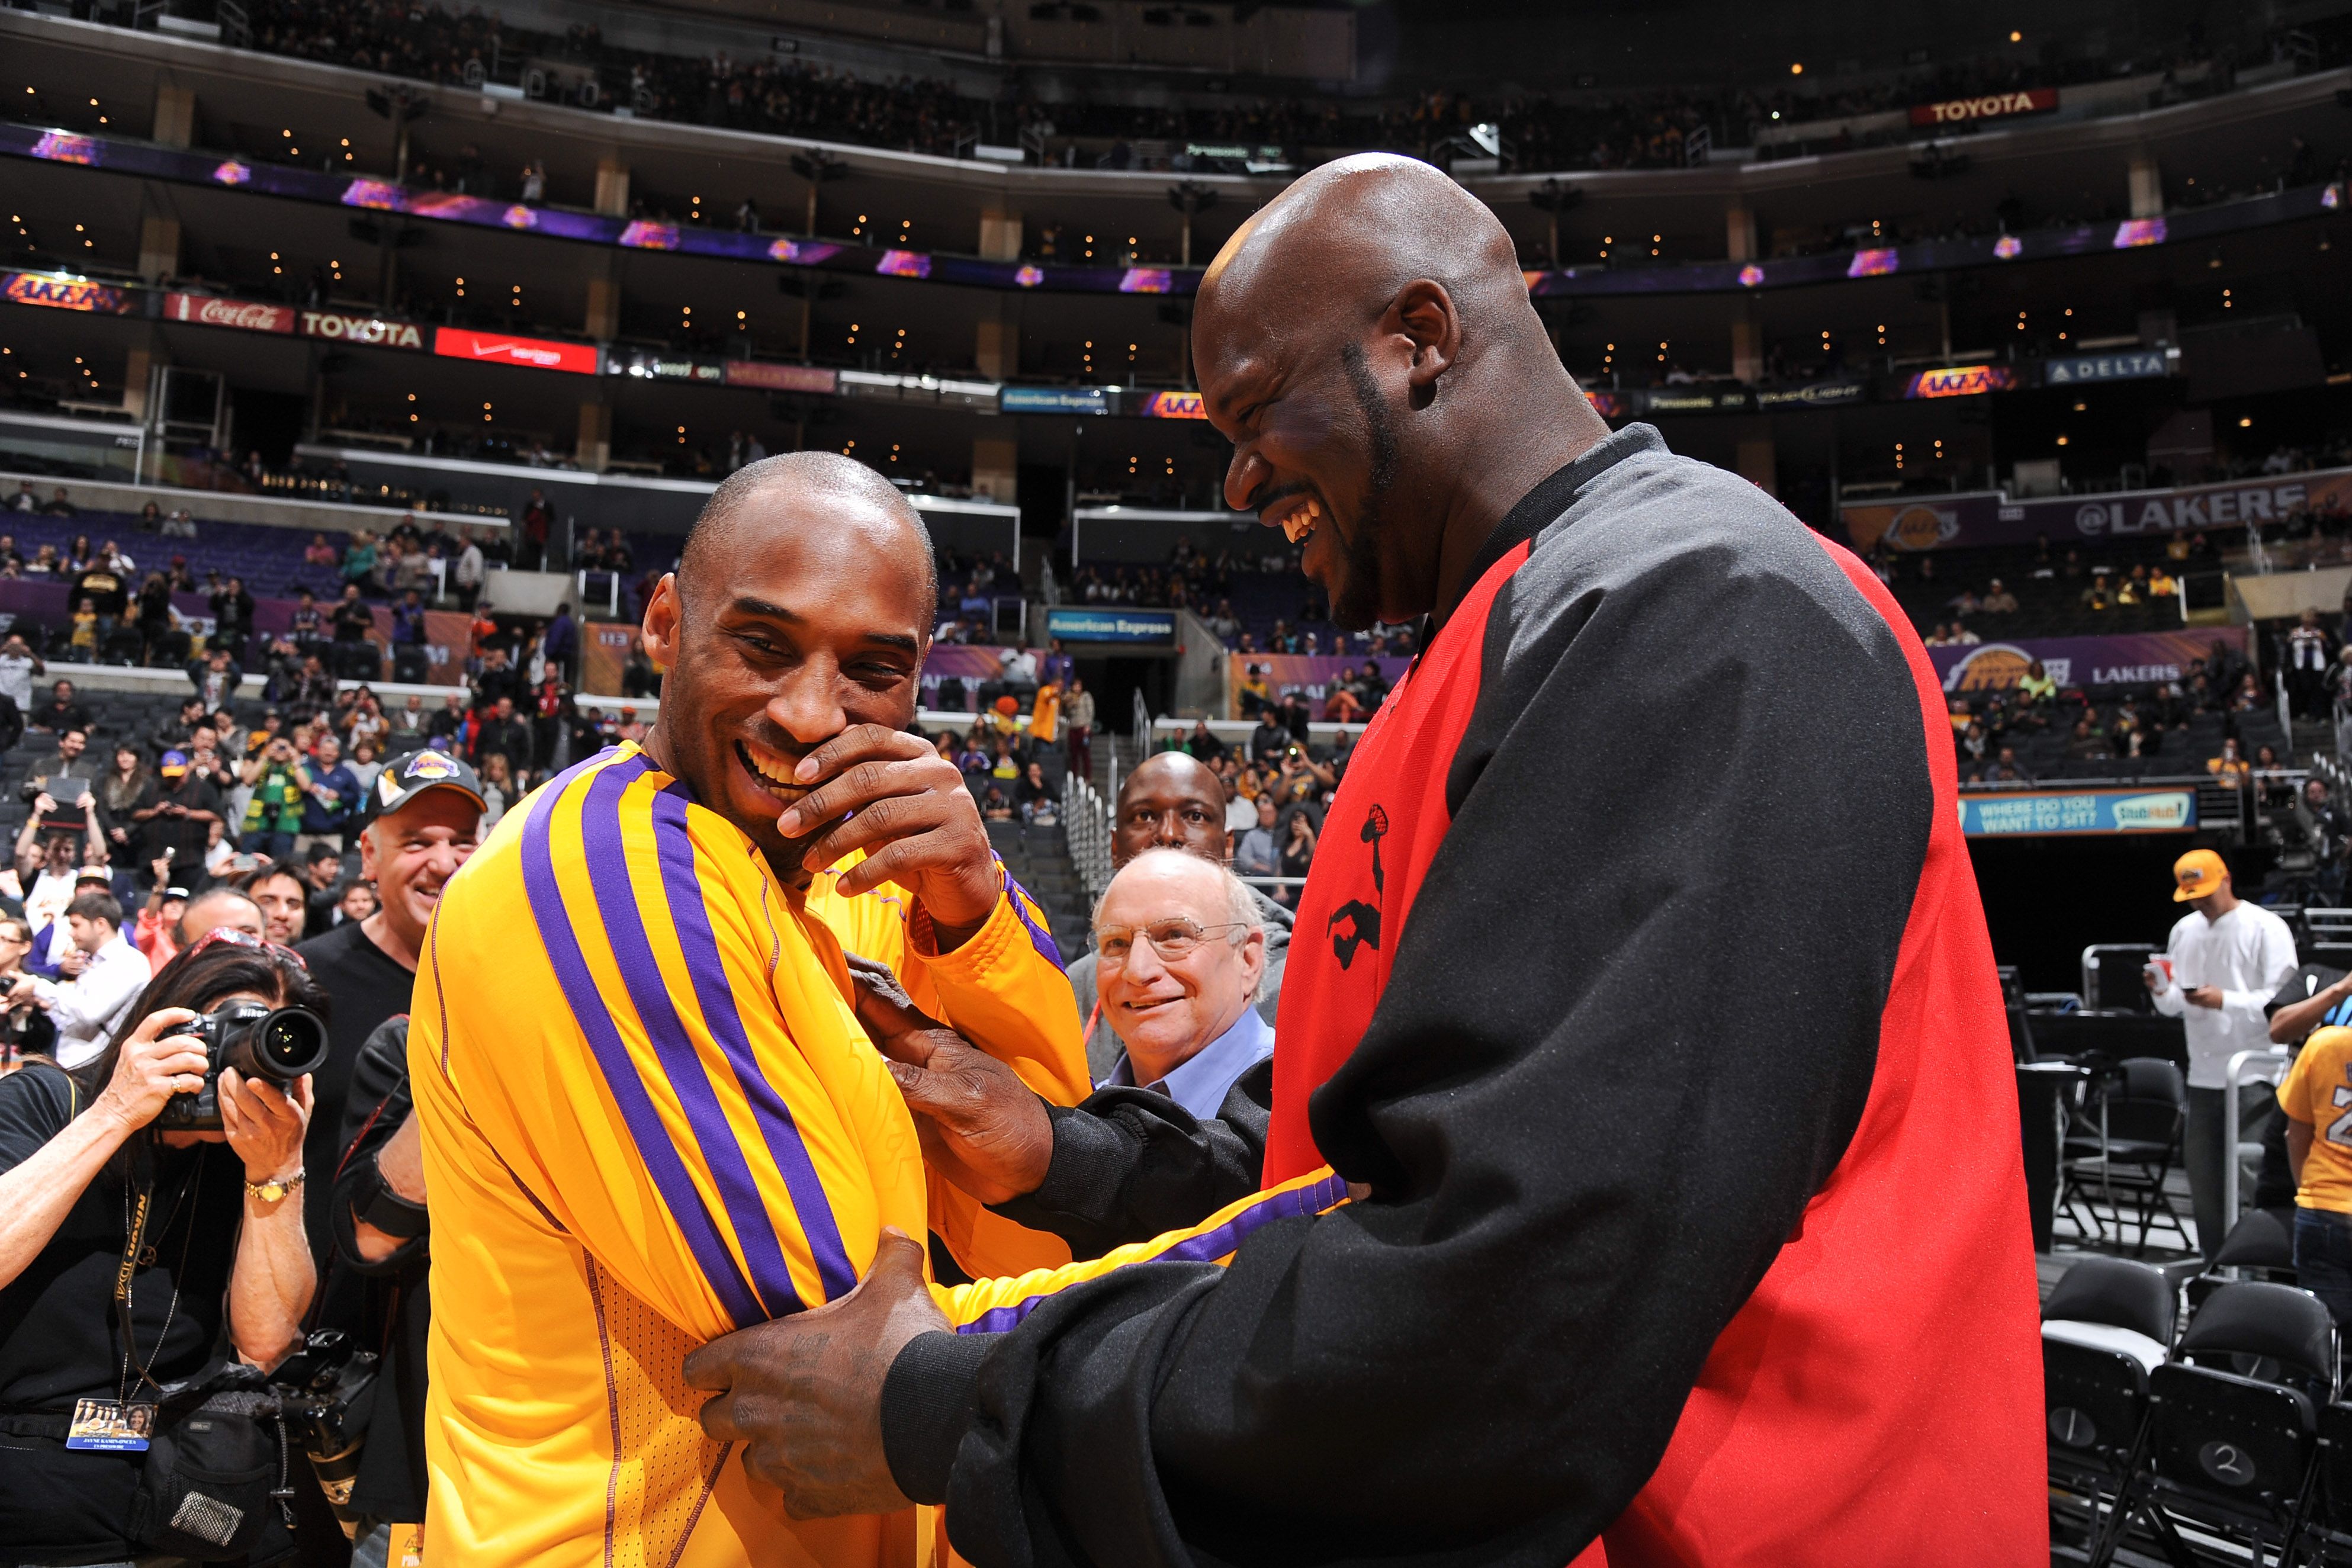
[184,926,308,970]
[1094,918,1248,968]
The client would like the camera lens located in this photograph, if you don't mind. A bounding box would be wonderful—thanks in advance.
[258,1011,327,1074]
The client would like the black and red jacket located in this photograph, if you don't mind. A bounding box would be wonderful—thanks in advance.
[886,423,2046,1566]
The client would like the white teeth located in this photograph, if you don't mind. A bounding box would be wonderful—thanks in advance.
[738,743,808,797]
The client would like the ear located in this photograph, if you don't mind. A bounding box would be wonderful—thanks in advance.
[640,573,682,670]
[1387,278,1463,393]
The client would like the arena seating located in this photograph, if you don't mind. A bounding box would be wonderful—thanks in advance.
[2042,1256,2352,1565]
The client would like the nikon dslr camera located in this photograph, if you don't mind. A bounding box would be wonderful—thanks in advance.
[153,1002,331,1132]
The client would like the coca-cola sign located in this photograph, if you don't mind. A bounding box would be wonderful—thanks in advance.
[163,293,295,333]
[298,310,425,350]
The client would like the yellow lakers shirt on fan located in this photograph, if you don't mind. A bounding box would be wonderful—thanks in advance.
[412,743,1098,1567]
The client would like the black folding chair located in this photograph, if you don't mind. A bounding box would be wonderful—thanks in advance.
[2062,1058,2193,1255]
[2126,1283,2335,1566]
[2044,1255,2177,1563]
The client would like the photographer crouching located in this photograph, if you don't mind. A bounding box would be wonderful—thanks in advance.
[0,931,326,1566]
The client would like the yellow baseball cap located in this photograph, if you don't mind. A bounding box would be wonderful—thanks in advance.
[2173,849,2229,902]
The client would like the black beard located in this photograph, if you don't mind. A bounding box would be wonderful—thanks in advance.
[1332,342,1400,632]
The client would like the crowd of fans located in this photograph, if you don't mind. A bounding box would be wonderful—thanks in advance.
[225,0,2348,181]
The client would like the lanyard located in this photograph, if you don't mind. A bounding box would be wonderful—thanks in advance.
[115,1160,194,1406]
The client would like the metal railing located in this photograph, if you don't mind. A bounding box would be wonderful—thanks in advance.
[1126,689,1151,796]
[1063,773,1114,909]
[2224,1047,2292,1237]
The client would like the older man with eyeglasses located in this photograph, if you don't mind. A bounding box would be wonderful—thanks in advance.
[1093,848,1272,1116]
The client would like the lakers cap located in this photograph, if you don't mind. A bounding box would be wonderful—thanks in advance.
[2173,849,2228,902]
[374,746,486,820]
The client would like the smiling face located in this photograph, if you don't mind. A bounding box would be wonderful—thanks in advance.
[1094,851,1264,1084]
[1111,753,1229,868]
[361,791,483,952]
[638,465,933,877]
[1199,309,1404,632]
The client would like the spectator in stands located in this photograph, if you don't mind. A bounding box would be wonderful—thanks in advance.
[208,708,247,762]
[30,680,89,737]
[2151,850,2300,1259]
[2290,609,2337,719]
[471,696,533,775]
[332,584,378,679]
[1235,795,1280,879]
[304,532,339,570]
[2064,717,2106,762]
[476,752,515,828]
[289,589,324,658]
[68,553,127,647]
[211,575,255,657]
[1063,679,1094,782]
[387,695,426,748]
[335,879,377,927]
[1249,707,1289,765]
[1185,719,1228,763]
[1277,690,1313,744]
[347,695,387,756]
[2209,736,2253,788]
[1091,849,1274,1111]
[543,602,578,682]
[65,598,97,663]
[1980,579,2019,615]
[94,746,157,882]
[5,891,149,1067]
[237,734,312,863]
[285,654,335,715]
[297,734,361,859]
[298,844,345,940]
[0,633,40,715]
[346,736,384,798]
[340,531,379,590]
[7,480,33,513]
[130,573,172,667]
[127,860,186,973]
[146,747,226,883]
[0,682,22,760]
[471,645,523,709]
[155,696,203,759]
[1276,807,1318,902]
[1014,760,1055,825]
[426,693,466,744]
[188,645,242,713]
[452,530,484,609]
[21,726,94,812]
[242,863,309,949]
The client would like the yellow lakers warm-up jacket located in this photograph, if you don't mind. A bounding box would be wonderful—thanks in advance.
[411,741,1107,1567]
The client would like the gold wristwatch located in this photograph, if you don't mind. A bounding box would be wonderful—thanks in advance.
[245,1169,306,1204]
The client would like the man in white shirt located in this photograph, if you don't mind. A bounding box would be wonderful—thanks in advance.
[453,533,485,609]
[7,889,151,1067]
[0,632,40,711]
[2149,847,2300,1258]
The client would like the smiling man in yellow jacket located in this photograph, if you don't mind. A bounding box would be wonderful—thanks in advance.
[410,453,1088,1567]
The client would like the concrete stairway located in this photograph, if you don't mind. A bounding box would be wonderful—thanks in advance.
[988,817,1093,965]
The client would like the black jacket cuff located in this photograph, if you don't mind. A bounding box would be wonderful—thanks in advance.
[881,1330,994,1506]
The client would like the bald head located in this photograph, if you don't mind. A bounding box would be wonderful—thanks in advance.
[1201,153,1532,348]
[1194,153,1606,632]
[682,451,936,606]
[1112,751,1230,868]
[177,887,264,947]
